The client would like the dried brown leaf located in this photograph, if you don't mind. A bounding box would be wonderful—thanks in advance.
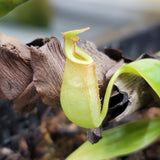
[14,82,40,113]
[30,37,65,106]
[0,33,32,101]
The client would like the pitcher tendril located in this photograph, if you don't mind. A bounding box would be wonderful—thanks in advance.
[60,28,160,128]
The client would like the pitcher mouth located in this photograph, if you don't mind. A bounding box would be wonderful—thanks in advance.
[62,27,93,65]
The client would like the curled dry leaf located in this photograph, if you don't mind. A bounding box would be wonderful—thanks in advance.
[13,82,40,113]
[30,37,66,106]
[112,73,159,122]
[0,33,32,100]
[104,85,129,122]
[0,33,39,112]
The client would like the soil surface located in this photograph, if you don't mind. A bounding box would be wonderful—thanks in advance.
[0,100,160,160]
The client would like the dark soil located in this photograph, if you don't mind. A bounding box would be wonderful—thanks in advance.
[0,100,160,160]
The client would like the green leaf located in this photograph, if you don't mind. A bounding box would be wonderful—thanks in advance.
[4,0,52,28]
[67,117,160,160]
[0,0,29,18]
[101,59,160,121]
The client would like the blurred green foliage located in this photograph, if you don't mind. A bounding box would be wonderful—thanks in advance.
[2,0,52,28]
[0,0,29,17]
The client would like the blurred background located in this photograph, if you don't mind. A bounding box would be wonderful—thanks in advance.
[0,0,160,47]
